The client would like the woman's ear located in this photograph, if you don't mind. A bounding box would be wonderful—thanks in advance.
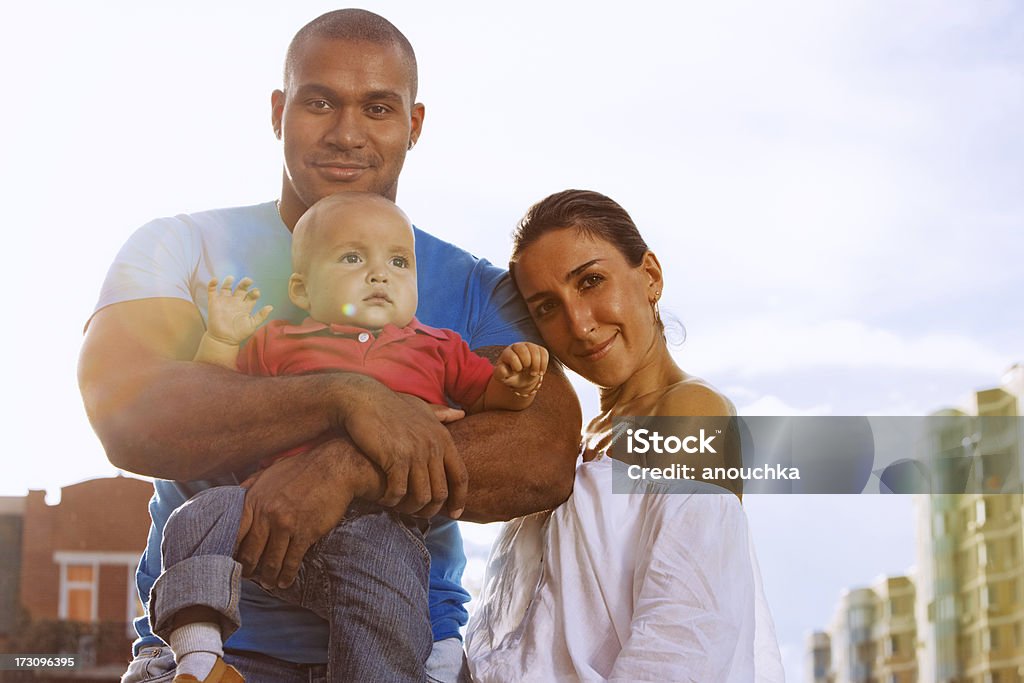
[641,251,664,302]
[288,273,312,311]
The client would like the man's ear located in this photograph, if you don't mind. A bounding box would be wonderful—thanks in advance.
[408,102,425,148]
[288,273,311,311]
[642,251,664,302]
[271,90,285,140]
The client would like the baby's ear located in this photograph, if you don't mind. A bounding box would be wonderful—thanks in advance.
[288,273,312,311]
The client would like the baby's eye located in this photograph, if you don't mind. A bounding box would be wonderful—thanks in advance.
[389,256,409,268]
[340,253,362,264]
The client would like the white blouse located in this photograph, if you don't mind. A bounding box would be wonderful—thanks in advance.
[466,456,785,682]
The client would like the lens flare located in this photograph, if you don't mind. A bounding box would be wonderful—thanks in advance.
[342,303,356,317]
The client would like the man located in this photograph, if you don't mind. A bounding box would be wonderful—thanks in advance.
[78,9,580,683]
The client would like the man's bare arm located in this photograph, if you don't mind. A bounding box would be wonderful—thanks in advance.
[78,298,466,516]
[452,345,581,523]
[79,298,355,480]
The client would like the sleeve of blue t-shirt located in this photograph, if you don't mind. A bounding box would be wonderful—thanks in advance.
[412,228,541,351]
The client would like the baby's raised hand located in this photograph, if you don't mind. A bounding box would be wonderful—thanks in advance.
[206,276,273,345]
[494,342,549,397]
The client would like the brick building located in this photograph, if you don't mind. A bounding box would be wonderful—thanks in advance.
[0,497,25,653]
[1,476,152,680]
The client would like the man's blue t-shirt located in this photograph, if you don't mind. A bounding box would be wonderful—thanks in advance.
[91,201,536,663]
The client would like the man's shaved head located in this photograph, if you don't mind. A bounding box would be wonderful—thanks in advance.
[284,9,418,99]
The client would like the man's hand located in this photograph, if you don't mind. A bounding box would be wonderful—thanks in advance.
[340,379,468,518]
[233,393,464,588]
[234,439,384,589]
[205,276,273,345]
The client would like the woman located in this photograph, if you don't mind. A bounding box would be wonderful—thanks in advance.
[466,190,783,682]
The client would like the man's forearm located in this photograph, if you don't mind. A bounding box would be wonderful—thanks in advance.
[87,358,377,481]
[79,299,374,482]
[453,350,582,523]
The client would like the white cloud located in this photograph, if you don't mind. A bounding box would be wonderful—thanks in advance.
[685,318,1014,379]
[738,395,832,417]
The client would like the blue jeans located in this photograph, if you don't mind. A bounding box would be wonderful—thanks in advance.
[148,486,433,682]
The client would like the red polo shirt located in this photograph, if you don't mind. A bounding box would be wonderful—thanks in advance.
[239,316,494,409]
[240,317,495,466]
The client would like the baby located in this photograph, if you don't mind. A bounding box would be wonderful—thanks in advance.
[196,192,547,418]
[154,192,548,683]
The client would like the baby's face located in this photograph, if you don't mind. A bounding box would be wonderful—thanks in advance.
[299,201,417,330]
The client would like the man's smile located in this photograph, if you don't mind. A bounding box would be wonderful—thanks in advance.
[313,162,370,181]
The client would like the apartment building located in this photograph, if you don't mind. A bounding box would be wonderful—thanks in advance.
[915,365,1024,683]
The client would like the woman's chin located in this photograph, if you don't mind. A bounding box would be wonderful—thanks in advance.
[568,360,629,391]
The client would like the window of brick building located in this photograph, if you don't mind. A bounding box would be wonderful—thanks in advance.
[60,563,97,622]
[54,552,143,631]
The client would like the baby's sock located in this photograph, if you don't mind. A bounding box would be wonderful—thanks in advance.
[170,621,223,681]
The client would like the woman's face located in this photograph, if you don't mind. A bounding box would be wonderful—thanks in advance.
[514,227,663,389]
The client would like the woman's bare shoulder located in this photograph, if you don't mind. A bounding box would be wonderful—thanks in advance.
[651,376,736,417]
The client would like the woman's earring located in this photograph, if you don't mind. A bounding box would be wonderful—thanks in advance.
[408,138,416,150]
[651,291,663,328]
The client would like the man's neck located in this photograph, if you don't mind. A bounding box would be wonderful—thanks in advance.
[277,187,303,232]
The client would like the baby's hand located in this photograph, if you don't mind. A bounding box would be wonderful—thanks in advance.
[494,342,549,397]
[206,276,273,345]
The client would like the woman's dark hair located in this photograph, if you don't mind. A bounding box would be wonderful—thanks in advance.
[510,189,649,268]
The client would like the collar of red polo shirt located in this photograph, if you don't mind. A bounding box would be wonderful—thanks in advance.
[278,316,450,342]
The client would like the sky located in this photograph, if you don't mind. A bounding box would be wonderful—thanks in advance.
[2,1,1022,679]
